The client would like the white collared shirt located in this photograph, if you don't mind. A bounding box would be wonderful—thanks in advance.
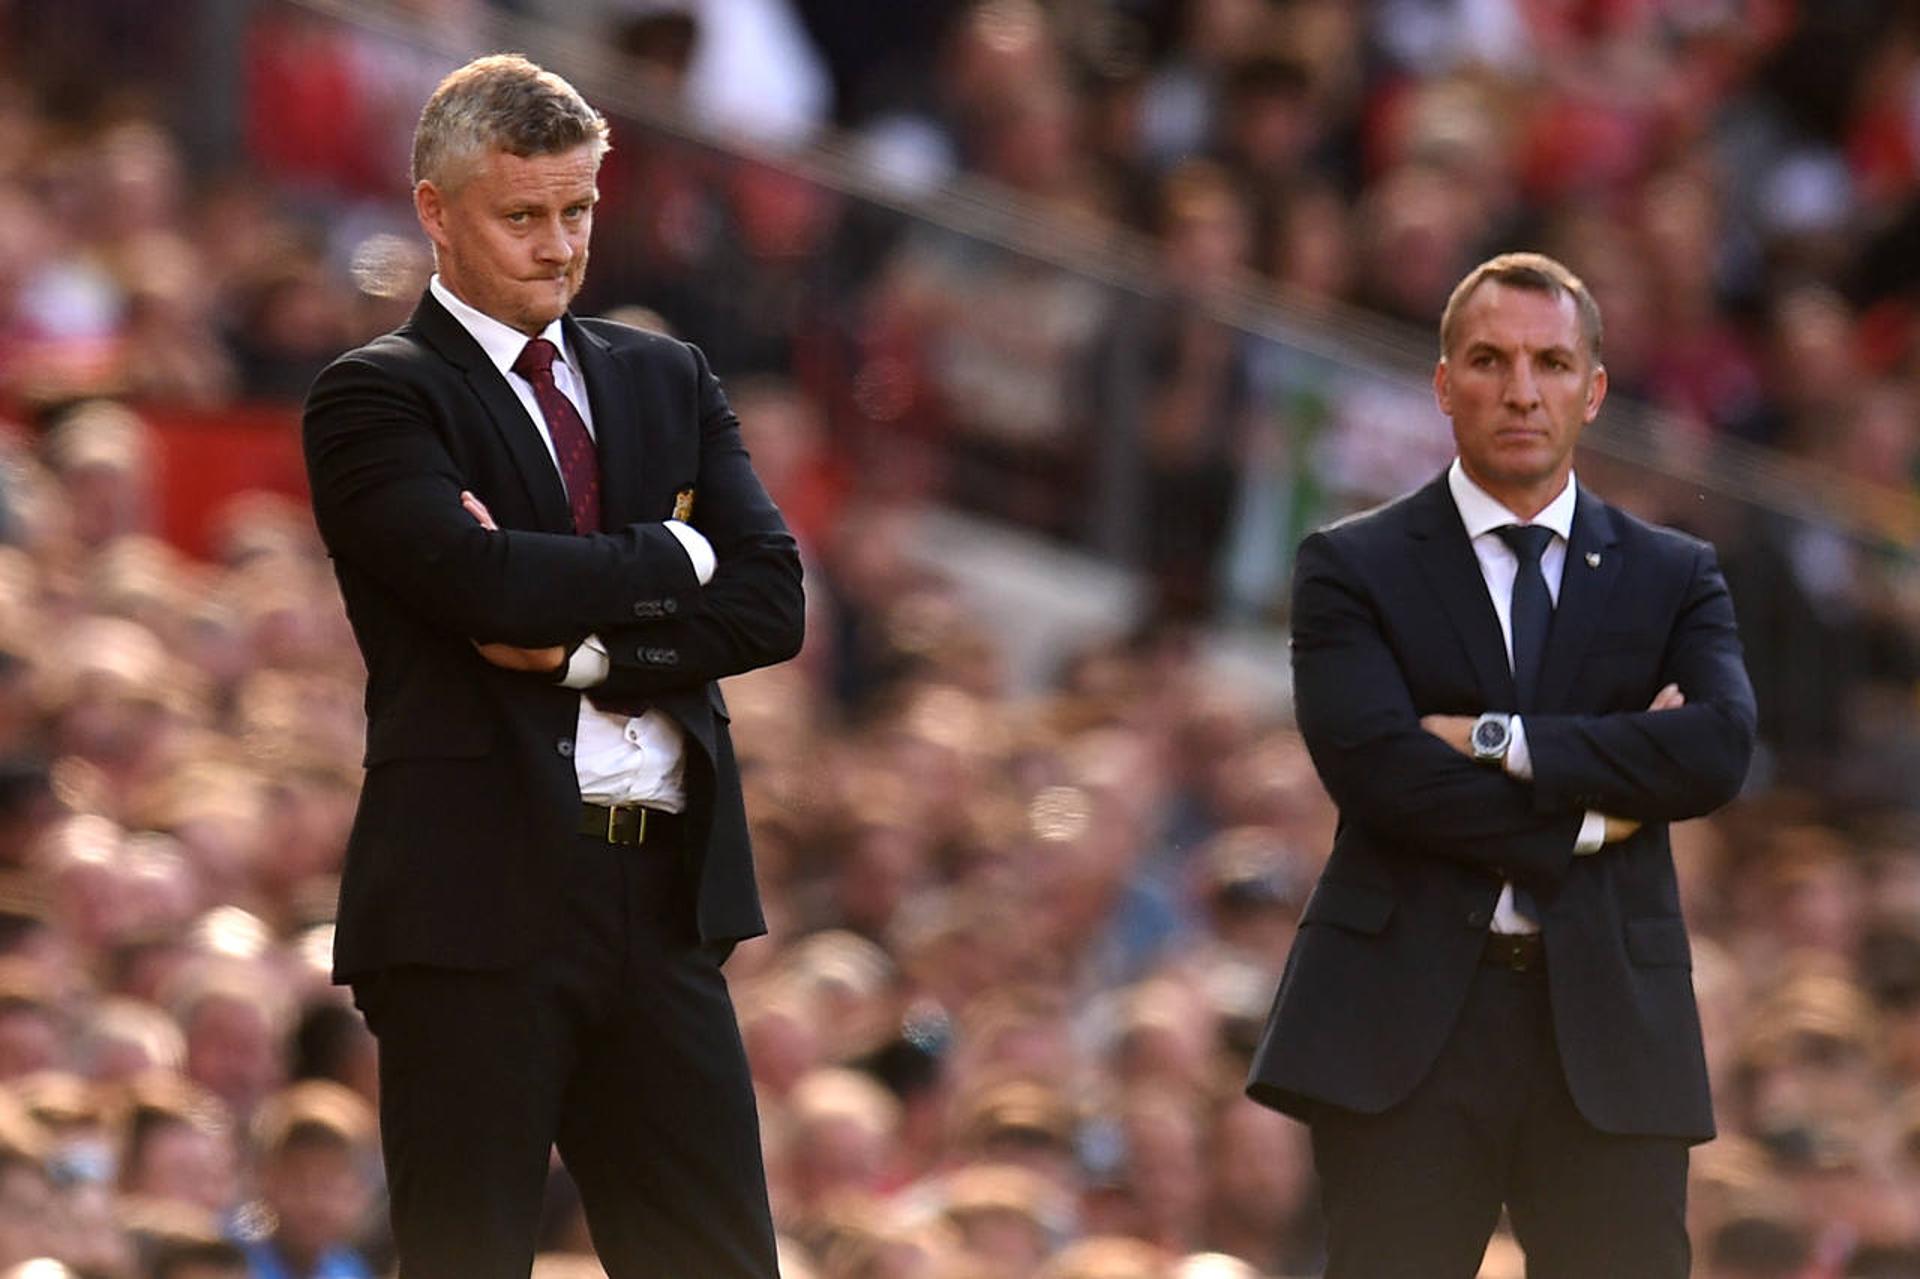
[1446,459,1606,932]
[430,274,704,811]
[430,275,595,463]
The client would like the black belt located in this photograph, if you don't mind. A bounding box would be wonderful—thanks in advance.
[578,802,683,848]
[1483,931,1546,972]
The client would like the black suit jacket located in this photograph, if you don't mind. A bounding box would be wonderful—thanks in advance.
[303,291,803,982]
[1247,473,1755,1141]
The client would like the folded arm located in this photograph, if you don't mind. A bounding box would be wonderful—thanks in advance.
[1420,683,1688,847]
[589,386,804,692]
[531,343,803,694]
[1519,543,1757,821]
[303,355,699,647]
[1291,531,1585,891]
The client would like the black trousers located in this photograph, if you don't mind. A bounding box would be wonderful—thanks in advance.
[353,831,778,1279]
[1309,957,1690,1279]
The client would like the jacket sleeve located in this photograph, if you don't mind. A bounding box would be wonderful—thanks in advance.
[1520,541,1756,821]
[588,344,804,694]
[1290,529,1585,893]
[302,352,701,647]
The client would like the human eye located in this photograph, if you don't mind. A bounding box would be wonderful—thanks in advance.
[504,210,530,226]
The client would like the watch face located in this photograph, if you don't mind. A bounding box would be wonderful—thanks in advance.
[1473,718,1507,754]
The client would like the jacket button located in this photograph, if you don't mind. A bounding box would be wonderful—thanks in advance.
[1467,908,1488,927]
[664,598,678,614]
[632,601,653,618]
[556,738,574,758]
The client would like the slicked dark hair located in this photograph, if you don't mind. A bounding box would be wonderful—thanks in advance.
[411,53,609,190]
[1439,252,1603,364]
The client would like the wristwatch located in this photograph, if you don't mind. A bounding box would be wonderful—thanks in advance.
[1470,713,1514,765]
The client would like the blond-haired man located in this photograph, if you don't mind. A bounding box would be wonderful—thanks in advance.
[303,54,800,1277]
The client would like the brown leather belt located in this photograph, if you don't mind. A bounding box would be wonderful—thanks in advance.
[578,802,683,848]
[1483,931,1546,972]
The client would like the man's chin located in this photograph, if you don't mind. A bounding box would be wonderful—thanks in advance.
[512,300,568,333]
[522,282,580,328]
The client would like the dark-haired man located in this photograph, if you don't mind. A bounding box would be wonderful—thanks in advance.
[1248,252,1755,1277]
[303,54,800,1278]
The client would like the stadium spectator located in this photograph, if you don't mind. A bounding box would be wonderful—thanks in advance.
[240,1081,378,1279]
[116,1072,242,1220]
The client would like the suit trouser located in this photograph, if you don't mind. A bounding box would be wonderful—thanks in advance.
[1309,954,1690,1279]
[353,830,778,1279]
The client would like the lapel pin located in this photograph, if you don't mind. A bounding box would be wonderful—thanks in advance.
[672,488,696,522]
[1584,552,1601,568]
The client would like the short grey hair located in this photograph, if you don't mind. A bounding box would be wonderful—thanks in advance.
[411,53,610,190]
[1440,251,1604,365]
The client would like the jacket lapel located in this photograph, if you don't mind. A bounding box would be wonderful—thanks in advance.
[564,315,645,529]
[1406,475,1517,711]
[411,291,573,532]
[1536,486,1623,712]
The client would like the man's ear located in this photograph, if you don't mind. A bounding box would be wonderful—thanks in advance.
[1584,363,1609,423]
[1433,357,1452,416]
[414,180,449,252]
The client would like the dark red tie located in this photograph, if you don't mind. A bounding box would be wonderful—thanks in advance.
[513,337,600,533]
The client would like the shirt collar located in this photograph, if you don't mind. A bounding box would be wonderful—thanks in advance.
[428,274,570,379]
[1447,458,1577,543]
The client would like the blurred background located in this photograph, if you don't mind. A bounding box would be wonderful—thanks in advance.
[0,0,1914,1276]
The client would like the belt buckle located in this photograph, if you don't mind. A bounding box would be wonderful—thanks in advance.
[605,805,647,845]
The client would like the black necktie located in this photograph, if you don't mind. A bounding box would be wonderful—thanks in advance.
[1496,523,1555,924]
[1496,524,1555,711]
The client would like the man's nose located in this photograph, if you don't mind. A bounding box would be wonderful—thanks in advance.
[1505,364,1541,410]
[532,220,573,264]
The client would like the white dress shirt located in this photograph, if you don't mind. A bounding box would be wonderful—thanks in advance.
[1446,460,1607,933]
[430,275,713,811]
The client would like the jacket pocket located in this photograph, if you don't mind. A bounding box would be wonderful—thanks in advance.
[1625,917,1692,967]
[1300,880,1394,935]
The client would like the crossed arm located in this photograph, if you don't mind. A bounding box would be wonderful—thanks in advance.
[1419,682,1687,848]
[460,490,571,673]
[1291,529,1754,894]
[303,347,802,688]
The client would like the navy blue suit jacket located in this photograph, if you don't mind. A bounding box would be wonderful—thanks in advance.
[1247,472,1754,1141]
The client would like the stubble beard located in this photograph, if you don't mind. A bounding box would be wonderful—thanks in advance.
[524,252,588,333]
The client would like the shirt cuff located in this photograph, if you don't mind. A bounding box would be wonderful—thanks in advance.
[1503,716,1532,780]
[665,519,716,585]
[1575,809,1607,854]
[561,634,611,689]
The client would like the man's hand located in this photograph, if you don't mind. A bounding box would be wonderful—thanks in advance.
[459,490,567,672]
[461,490,498,531]
[1601,815,1641,843]
[1648,683,1684,711]
[1420,715,1476,757]
[473,641,567,672]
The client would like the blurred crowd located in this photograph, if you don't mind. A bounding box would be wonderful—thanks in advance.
[0,1,1913,1277]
